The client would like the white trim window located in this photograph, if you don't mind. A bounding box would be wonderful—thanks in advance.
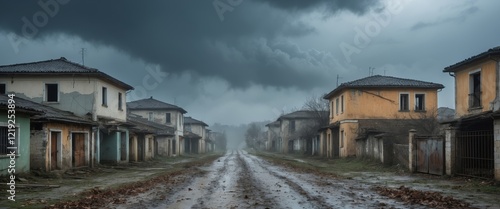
[45,83,59,102]
[399,93,409,111]
[415,93,426,111]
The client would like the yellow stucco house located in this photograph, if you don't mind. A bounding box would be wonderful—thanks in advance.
[442,46,500,180]
[321,75,444,157]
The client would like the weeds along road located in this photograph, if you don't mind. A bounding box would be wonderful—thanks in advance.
[110,150,413,209]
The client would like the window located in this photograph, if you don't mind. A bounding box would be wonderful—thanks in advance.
[399,93,409,111]
[340,95,344,113]
[340,130,344,148]
[118,93,123,110]
[415,94,425,111]
[335,98,339,115]
[289,120,295,133]
[165,113,171,124]
[330,101,334,118]
[0,126,18,155]
[45,83,58,102]
[0,84,5,94]
[148,112,153,121]
[102,87,107,106]
[469,71,481,108]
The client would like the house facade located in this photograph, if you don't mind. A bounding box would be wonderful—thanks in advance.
[265,121,281,152]
[442,46,500,180]
[0,57,134,164]
[322,75,444,157]
[127,97,186,156]
[184,116,208,154]
[277,110,319,154]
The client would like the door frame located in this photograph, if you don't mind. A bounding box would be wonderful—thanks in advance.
[70,131,90,167]
[49,130,62,171]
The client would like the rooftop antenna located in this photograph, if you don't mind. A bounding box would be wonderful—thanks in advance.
[369,67,375,76]
[336,74,343,87]
[80,48,86,66]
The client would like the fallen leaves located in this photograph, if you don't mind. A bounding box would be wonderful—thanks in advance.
[374,185,477,209]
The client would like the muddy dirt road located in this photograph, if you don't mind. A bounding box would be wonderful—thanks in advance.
[110,150,416,209]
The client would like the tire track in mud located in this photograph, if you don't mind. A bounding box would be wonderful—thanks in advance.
[241,151,410,209]
[239,151,331,209]
[235,150,279,208]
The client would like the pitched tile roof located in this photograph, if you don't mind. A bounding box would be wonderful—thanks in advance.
[184,116,208,126]
[324,75,444,99]
[444,46,500,72]
[0,95,95,125]
[265,120,281,127]
[278,110,323,120]
[127,113,175,136]
[127,97,187,113]
[0,57,133,90]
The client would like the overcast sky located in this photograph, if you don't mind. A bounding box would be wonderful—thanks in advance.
[0,0,499,126]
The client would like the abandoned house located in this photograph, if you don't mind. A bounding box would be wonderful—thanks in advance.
[442,46,500,180]
[275,110,323,154]
[183,116,208,154]
[127,97,187,156]
[0,57,134,165]
[321,75,444,159]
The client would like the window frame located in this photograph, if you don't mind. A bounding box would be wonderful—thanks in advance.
[0,122,19,156]
[0,83,6,95]
[45,83,59,102]
[165,112,171,124]
[118,92,123,111]
[414,93,426,111]
[148,112,153,121]
[101,87,108,107]
[289,120,296,133]
[399,92,410,111]
[340,95,344,113]
[469,69,482,109]
[335,97,339,115]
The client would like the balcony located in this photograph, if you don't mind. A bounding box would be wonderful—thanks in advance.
[468,92,482,109]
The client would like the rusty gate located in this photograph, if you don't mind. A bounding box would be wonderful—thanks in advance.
[455,130,494,179]
[416,136,444,175]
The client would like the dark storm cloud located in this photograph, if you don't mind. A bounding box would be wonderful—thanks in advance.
[0,0,378,90]
[411,6,479,31]
[254,0,381,14]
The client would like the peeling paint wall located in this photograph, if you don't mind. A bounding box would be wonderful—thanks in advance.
[0,76,128,122]
[454,60,497,117]
[0,113,31,176]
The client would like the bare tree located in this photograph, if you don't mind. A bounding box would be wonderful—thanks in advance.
[303,94,330,127]
[245,123,262,149]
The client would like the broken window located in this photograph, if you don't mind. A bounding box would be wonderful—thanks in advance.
[0,84,5,94]
[415,94,425,111]
[399,93,409,111]
[118,92,123,110]
[166,113,171,124]
[45,83,58,102]
[469,71,481,108]
[102,87,107,106]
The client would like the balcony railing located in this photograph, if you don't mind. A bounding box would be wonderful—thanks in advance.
[468,92,482,109]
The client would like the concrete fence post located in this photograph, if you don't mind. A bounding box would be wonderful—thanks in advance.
[445,127,456,176]
[408,129,417,172]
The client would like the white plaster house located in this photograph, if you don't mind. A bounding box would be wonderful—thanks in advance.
[127,97,187,156]
[184,116,208,154]
[0,57,134,164]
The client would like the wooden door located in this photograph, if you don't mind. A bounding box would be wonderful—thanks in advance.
[72,133,86,167]
[50,133,58,170]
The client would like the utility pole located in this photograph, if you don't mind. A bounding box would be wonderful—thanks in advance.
[80,48,86,66]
